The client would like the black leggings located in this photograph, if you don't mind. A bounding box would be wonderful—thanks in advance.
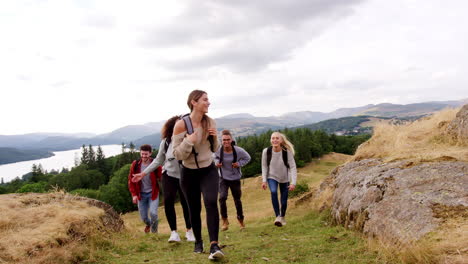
[180,163,219,242]
[162,172,191,231]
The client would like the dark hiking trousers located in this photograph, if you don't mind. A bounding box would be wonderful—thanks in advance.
[180,163,220,242]
[219,178,244,220]
[162,172,191,231]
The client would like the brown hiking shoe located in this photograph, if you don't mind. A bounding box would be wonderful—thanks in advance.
[238,219,245,229]
[144,225,150,233]
[221,218,229,231]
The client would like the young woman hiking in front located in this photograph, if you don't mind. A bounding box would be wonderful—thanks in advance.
[132,116,195,243]
[172,90,224,261]
[261,131,297,227]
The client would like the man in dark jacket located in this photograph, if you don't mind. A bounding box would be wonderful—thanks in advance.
[128,144,162,233]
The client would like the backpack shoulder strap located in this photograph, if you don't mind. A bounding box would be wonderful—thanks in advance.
[181,114,194,135]
[266,146,273,167]
[164,139,170,153]
[208,135,214,152]
[232,144,238,163]
[132,159,141,174]
[282,149,290,169]
[219,147,224,163]
[180,113,200,168]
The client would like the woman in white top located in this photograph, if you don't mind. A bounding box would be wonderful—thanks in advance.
[261,131,297,227]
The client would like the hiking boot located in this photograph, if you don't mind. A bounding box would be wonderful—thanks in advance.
[168,231,181,243]
[150,220,159,233]
[208,243,225,260]
[194,240,204,253]
[274,216,282,227]
[238,218,245,229]
[280,216,287,226]
[185,229,195,242]
[221,218,229,231]
[144,225,150,233]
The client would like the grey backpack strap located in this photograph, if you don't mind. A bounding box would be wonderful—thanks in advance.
[181,114,200,168]
[182,114,194,135]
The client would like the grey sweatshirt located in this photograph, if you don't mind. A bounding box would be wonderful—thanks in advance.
[261,148,297,185]
[214,146,251,180]
[143,139,181,179]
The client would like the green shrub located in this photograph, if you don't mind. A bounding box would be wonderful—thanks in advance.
[296,159,306,168]
[17,181,48,193]
[99,164,136,213]
[71,189,100,200]
[289,181,310,198]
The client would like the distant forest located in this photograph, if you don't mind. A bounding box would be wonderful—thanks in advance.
[0,148,54,165]
[0,128,370,213]
[299,116,375,134]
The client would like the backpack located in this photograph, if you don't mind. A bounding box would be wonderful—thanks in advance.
[180,113,215,168]
[219,141,237,164]
[266,146,290,169]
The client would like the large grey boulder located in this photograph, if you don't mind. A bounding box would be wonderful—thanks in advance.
[328,159,467,243]
[446,104,468,145]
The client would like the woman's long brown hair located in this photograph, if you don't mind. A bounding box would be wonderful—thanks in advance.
[161,115,180,142]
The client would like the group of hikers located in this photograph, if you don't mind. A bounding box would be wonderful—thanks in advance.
[127,90,297,261]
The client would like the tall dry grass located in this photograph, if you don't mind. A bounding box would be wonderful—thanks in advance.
[0,192,117,264]
[353,108,468,162]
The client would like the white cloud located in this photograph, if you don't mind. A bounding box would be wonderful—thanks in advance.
[0,0,467,135]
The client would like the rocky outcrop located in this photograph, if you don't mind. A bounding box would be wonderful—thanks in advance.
[327,159,467,243]
[446,104,468,145]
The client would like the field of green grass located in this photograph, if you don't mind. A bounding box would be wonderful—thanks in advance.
[88,154,383,264]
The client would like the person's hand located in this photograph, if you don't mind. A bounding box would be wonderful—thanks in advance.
[207,128,217,136]
[187,130,199,144]
[132,196,138,204]
[262,182,267,190]
[232,162,239,168]
[216,162,222,168]
[132,172,146,182]
[289,184,296,191]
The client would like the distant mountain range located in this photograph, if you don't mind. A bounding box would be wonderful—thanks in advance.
[0,98,466,164]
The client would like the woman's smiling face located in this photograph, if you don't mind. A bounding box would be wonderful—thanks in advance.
[192,93,210,113]
[270,132,283,148]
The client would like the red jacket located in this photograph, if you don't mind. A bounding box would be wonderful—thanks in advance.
[128,158,162,201]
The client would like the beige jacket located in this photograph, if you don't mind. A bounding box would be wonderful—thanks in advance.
[173,118,219,169]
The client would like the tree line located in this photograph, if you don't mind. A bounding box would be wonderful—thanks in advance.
[236,128,370,177]
[0,129,370,213]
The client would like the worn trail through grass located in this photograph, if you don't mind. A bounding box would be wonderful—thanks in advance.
[90,154,382,264]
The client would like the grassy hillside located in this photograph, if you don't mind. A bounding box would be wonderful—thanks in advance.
[88,153,384,264]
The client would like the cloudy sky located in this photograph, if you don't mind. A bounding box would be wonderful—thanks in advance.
[1,0,467,135]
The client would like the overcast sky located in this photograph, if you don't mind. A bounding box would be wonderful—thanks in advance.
[1,0,467,135]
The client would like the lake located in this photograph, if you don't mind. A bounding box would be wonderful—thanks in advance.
[0,145,123,183]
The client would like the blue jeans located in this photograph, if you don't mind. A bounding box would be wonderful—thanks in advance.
[138,192,159,233]
[267,179,289,217]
